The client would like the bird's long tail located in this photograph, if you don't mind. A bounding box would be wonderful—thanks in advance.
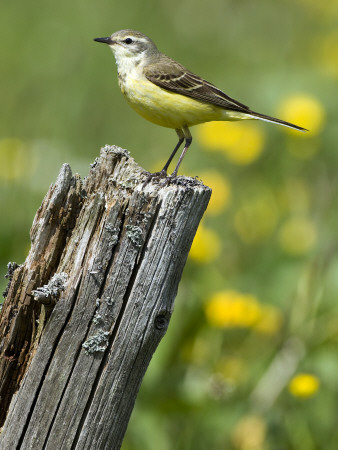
[248,110,307,132]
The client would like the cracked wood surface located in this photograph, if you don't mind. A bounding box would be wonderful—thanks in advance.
[0,145,211,449]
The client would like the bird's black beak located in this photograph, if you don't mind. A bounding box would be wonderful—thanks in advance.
[94,37,114,45]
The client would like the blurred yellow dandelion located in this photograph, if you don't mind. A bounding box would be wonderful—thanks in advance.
[278,216,317,255]
[196,121,228,151]
[199,170,231,215]
[277,94,325,136]
[288,373,320,398]
[205,290,262,328]
[197,121,265,165]
[189,225,221,263]
[232,414,267,450]
[234,188,278,244]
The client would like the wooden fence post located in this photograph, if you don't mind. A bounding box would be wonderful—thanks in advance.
[0,145,211,449]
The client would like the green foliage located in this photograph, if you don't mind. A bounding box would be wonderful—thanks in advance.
[1,1,337,448]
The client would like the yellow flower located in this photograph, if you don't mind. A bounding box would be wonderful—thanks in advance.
[197,121,265,165]
[234,187,278,244]
[288,373,320,398]
[277,94,325,136]
[205,290,262,328]
[196,121,229,151]
[278,216,317,255]
[199,170,231,215]
[189,225,221,263]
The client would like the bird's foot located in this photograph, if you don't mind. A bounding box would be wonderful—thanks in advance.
[142,169,168,187]
[158,168,179,187]
[159,175,176,187]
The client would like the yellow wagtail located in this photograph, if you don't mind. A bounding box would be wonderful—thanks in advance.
[94,30,306,178]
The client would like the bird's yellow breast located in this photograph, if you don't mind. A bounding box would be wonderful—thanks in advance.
[118,73,227,129]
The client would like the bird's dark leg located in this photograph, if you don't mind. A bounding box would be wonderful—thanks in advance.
[160,128,185,175]
[143,129,184,185]
[170,127,192,178]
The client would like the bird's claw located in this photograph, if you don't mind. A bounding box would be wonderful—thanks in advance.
[142,169,167,187]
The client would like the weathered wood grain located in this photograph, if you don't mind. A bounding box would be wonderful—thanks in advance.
[0,145,211,449]
[0,164,83,426]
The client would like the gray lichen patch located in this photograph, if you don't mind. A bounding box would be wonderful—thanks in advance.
[92,311,104,325]
[82,329,110,355]
[104,296,114,306]
[104,223,119,246]
[126,225,143,248]
[32,272,68,305]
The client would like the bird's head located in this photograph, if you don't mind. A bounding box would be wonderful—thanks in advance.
[94,30,159,67]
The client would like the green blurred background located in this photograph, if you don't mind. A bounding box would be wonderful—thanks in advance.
[1,0,337,448]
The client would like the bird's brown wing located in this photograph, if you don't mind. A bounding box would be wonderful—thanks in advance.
[144,56,307,131]
[144,56,251,112]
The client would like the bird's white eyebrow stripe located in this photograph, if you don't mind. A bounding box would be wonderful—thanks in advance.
[131,37,149,44]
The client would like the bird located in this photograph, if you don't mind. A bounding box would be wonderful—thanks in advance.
[94,29,306,179]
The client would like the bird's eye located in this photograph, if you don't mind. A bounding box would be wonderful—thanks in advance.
[124,38,133,44]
